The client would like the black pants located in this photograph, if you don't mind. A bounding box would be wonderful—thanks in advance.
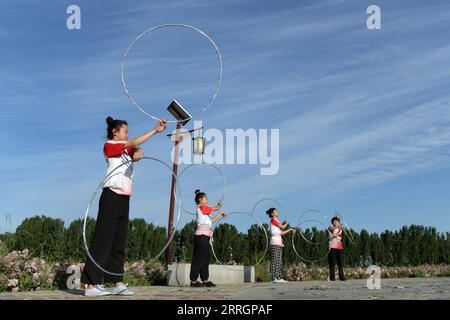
[328,248,345,280]
[81,188,129,285]
[189,235,211,282]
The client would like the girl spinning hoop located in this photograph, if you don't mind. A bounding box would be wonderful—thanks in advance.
[189,189,228,288]
[266,208,295,283]
[81,116,167,297]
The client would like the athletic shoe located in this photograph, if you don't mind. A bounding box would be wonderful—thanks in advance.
[84,285,112,297]
[203,281,217,287]
[279,279,289,283]
[272,279,282,283]
[190,281,203,288]
[112,283,134,296]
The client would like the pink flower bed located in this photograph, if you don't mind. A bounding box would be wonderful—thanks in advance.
[284,263,450,281]
[0,247,167,292]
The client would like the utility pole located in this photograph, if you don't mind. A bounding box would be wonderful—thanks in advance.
[165,122,182,265]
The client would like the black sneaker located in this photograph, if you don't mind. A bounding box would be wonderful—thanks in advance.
[190,281,203,288]
[203,281,216,287]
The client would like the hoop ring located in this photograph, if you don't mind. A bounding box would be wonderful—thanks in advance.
[292,218,330,264]
[82,157,182,276]
[296,210,329,246]
[335,211,355,244]
[251,198,289,223]
[121,24,222,123]
[210,211,269,271]
[177,162,226,216]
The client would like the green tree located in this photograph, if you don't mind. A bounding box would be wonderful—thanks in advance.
[176,220,196,262]
[395,226,409,265]
[446,232,450,264]
[212,223,243,265]
[379,230,394,266]
[64,217,96,262]
[359,229,370,266]
[407,225,423,266]
[127,218,148,261]
[142,223,167,263]
[246,223,270,266]
[14,215,65,261]
[421,227,439,264]
[344,229,360,267]
[368,233,381,265]
[3,213,450,269]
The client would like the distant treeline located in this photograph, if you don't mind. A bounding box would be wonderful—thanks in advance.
[0,215,449,267]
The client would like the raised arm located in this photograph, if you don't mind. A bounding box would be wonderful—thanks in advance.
[212,211,228,223]
[281,228,295,235]
[211,201,223,211]
[125,119,167,148]
[279,220,289,229]
[328,226,340,238]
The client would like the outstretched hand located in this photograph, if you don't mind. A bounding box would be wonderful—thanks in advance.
[155,119,168,132]
[220,211,228,218]
[133,148,144,161]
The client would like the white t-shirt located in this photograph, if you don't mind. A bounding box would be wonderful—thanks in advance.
[102,140,136,196]
[329,227,344,250]
[195,205,213,237]
[270,218,284,247]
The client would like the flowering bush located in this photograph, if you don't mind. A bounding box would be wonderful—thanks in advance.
[0,245,167,292]
[122,260,166,286]
[284,263,450,281]
[51,262,85,290]
[0,248,55,292]
[1,243,449,292]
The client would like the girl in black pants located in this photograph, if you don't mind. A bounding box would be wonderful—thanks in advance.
[189,190,228,288]
[81,116,166,296]
[327,216,346,281]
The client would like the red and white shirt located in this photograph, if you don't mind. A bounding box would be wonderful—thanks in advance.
[270,218,284,247]
[102,140,137,196]
[195,205,213,238]
[329,227,344,250]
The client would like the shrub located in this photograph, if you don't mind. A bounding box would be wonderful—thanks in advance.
[0,249,56,292]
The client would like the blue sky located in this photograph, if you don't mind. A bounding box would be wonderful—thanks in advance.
[1,0,450,233]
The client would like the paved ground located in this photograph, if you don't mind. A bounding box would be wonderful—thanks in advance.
[0,278,448,300]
